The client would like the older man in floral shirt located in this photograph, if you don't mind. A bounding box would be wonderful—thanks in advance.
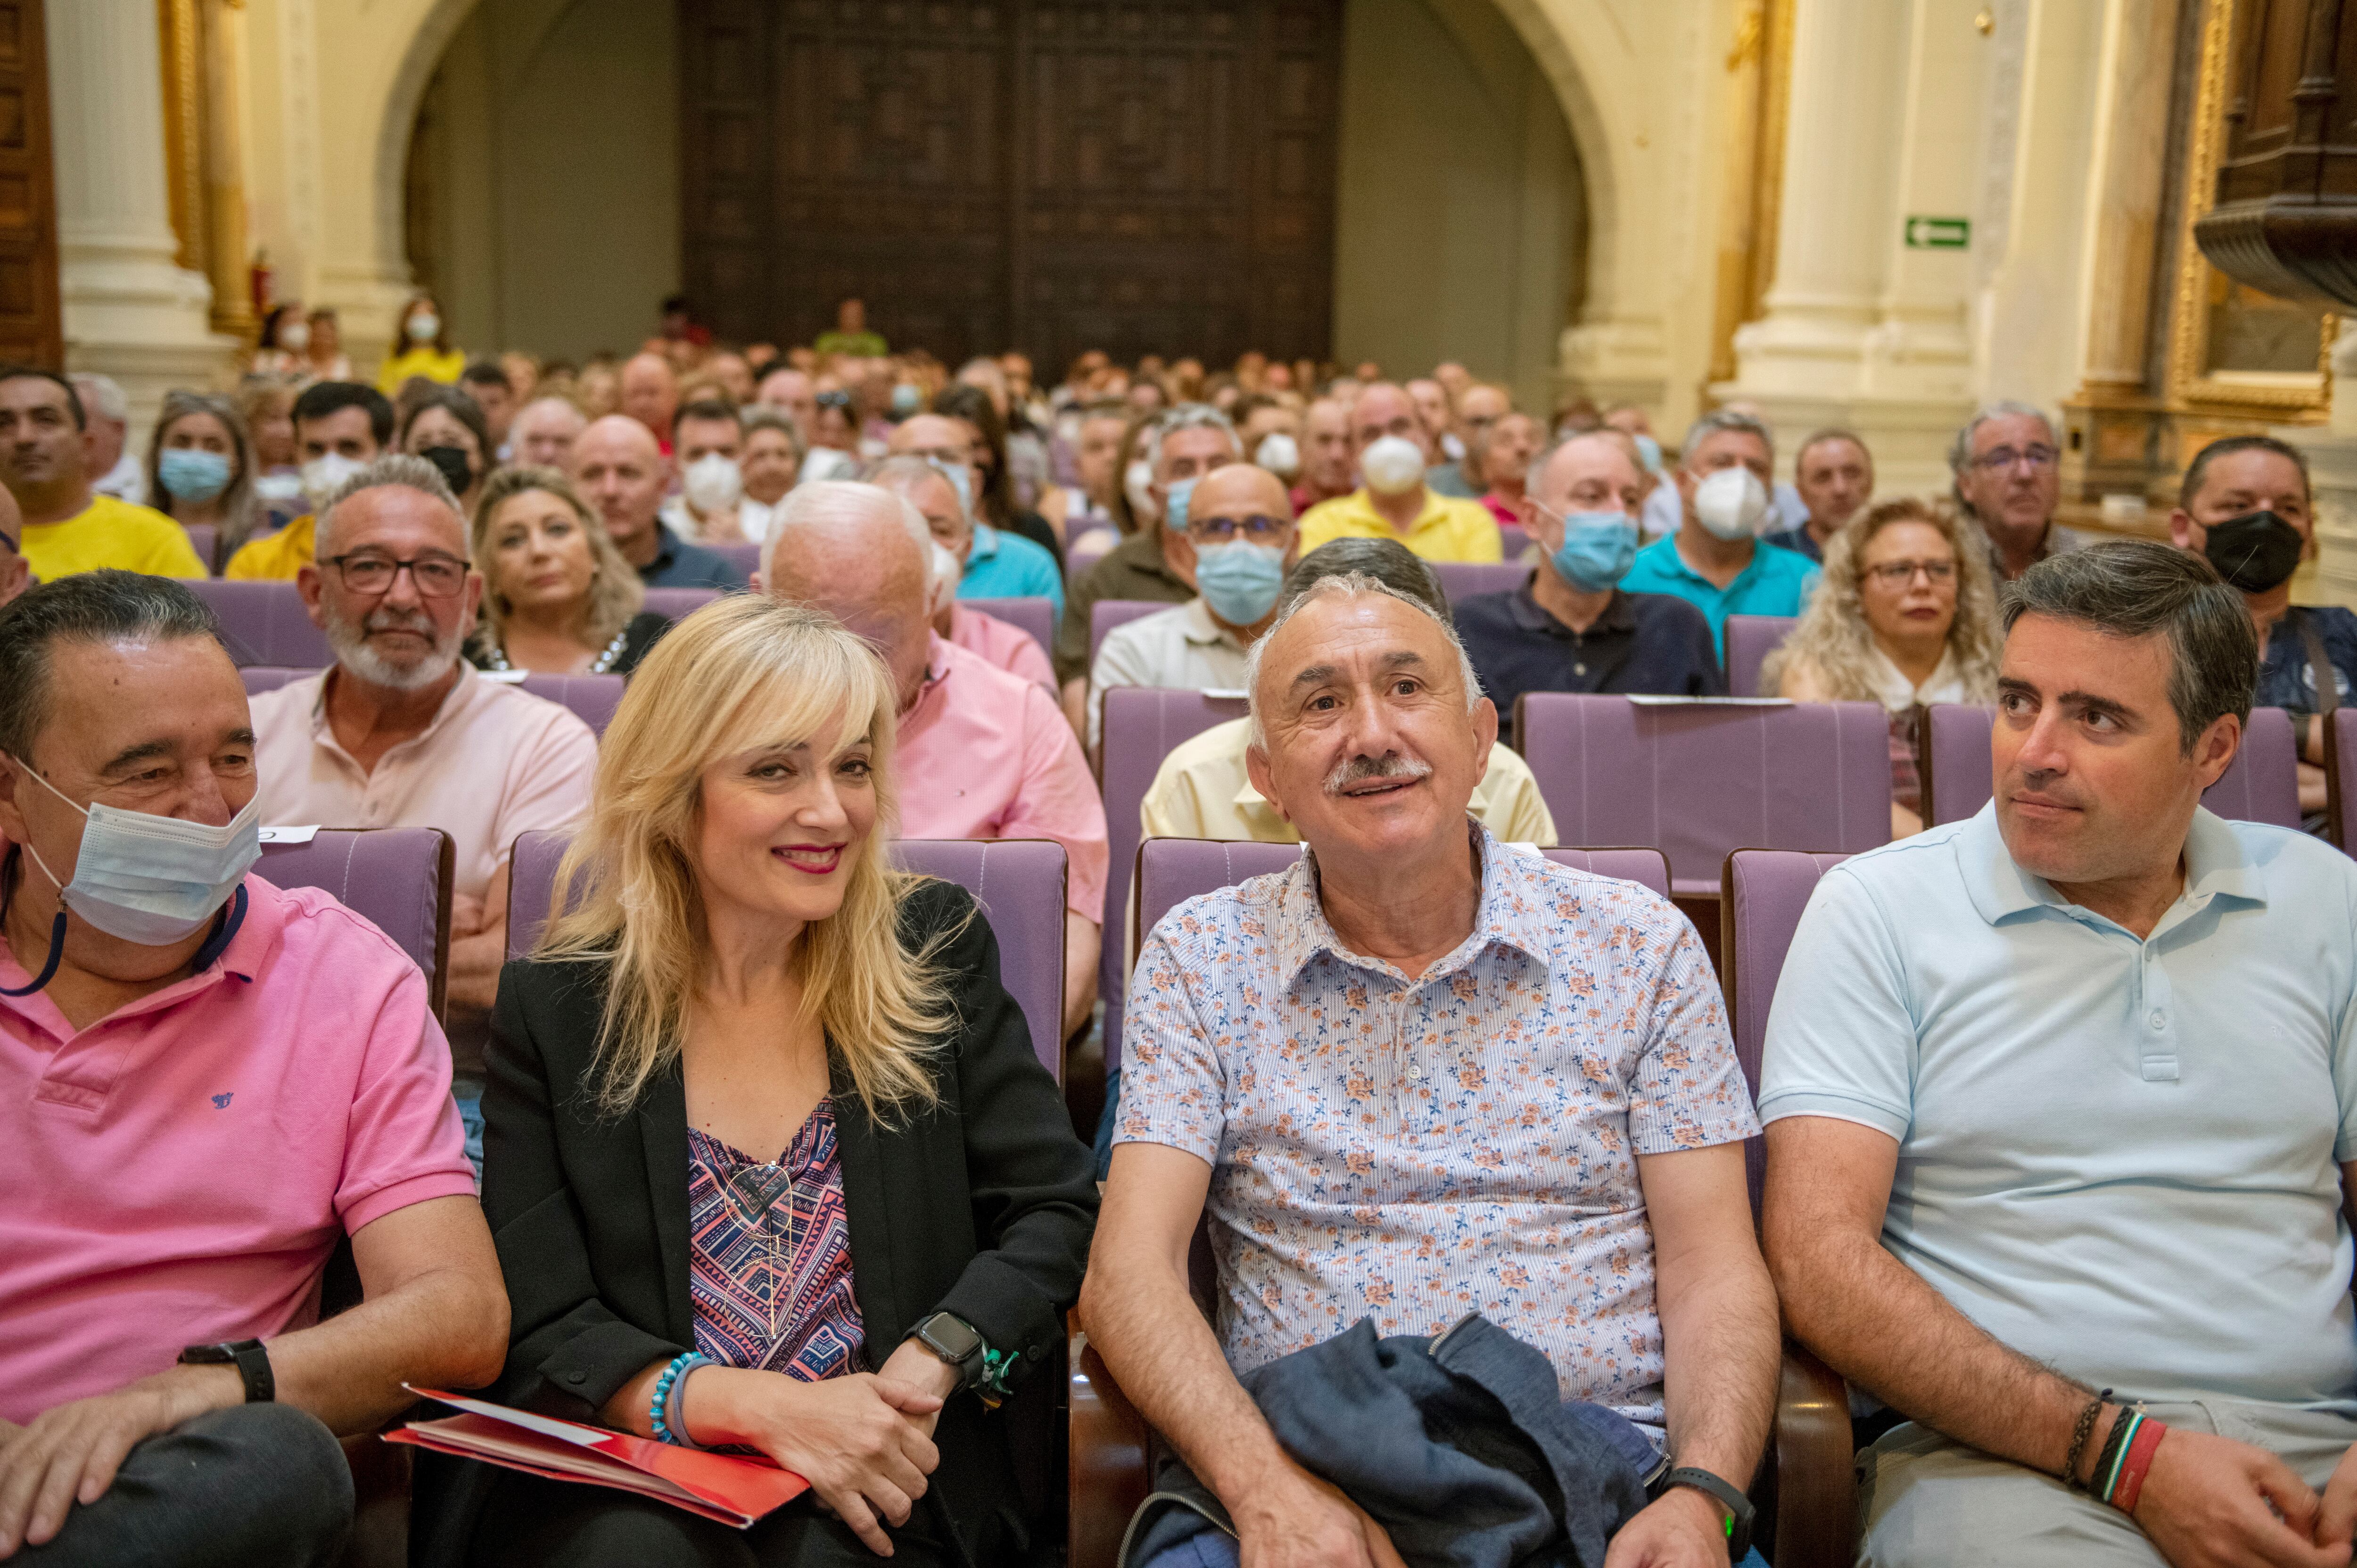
[1080,570,1778,1568]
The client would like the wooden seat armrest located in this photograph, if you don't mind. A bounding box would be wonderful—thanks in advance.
[1772,1338,1858,1568]
[1069,1311,1153,1568]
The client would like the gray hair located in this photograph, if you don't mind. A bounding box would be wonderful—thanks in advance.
[1948,400,2058,476]
[1679,408,1774,471]
[1142,402,1241,478]
[763,478,931,585]
[315,453,465,558]
[741,404,806,460]
[1527,427,1645,500]
[866,453,970,528]
[0,571,223,762]
[1243,569,1484,750]
[66,372,128,425]
[2001,540,2256,755]
[1284,538,1447,616]
[144,389,265,553]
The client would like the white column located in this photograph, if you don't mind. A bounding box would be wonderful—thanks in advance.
[2291,324,2357,613]
[49,0,236,431]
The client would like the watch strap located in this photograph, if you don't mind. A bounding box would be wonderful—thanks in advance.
[1663,1465,1752,1558]
[180,1340,275,1404]
[911,1312,986,1386]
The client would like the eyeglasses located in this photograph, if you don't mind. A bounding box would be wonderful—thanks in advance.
[323,552,470,597]
[815,391,853,412]
[1864,559,1957,587]
[1191,514,1290,544]
[1969,445,2059,473]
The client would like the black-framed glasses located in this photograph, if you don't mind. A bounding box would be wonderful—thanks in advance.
[1969,445,2058,473]
[1191,514,1290,544]
[322,551,469,597]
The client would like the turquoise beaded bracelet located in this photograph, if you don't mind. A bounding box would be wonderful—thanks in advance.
[651,1352,714,1448]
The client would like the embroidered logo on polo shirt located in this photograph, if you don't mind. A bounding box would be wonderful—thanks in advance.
[211,1092,234,1109]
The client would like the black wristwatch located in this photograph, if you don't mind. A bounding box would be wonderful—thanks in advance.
[907,1312,986,1392]
[178,1339,275,1404]
[1660,1465,1754,1559]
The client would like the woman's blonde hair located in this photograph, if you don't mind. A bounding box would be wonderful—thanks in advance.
[536,595,955,1116]
[470,465,646,654]
[1762,496,2003,704]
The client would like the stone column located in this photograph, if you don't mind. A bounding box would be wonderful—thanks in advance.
[2074,0,2179,398]
[2291,323,2357,613]
[204,0,257,338]
[49,0,237,433]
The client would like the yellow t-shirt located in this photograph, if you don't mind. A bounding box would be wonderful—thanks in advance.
[21,495,207,582]
[1138,716,1555,844]
[376,347,466,395]
[1297,487,1504,563]
[222,513,316,581]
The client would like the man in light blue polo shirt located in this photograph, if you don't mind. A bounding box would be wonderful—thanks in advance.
[1619,410,1818,656]
[1759,540,2357,1568]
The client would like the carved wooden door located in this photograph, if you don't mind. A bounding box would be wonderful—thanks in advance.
[0,0,60,367]
[680,0,1341,368]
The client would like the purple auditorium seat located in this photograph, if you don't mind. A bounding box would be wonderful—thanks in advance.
[1066,529,1117,580]
[517,673,626,738]
[1723,615,1797,698]
[181,522,219,575]
[641,586,726,622]
[2333,711,2357,851]
[240,666,308,697]
[1430,561,1530,603]
[1515,693,1891,895]
[1095,688,1251,1070]
[258,827,454,1022]
[1089,599,1168,666]
[965,595,1055,657]
[190,578,332,667]
[1497,522,1530,560]
[711,543,763,579]
[1135,841,1672,953]
[1719,849,1850,1212]
[504,831,1068,1080]
[1922,704,2302,830]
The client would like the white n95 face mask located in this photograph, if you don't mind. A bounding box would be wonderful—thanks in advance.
[1254,433,1301,479]
[1124,459,1158,522]
[1691,467,1770,541]
[300,452,364,509]
[14,761,262,947]
[1359,435,1427,496]
[683,453,744,514]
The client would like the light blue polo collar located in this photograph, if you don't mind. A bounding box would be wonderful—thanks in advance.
[1958,800,2267,931]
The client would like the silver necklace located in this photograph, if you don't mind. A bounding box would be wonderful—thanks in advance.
[486,624,630,675]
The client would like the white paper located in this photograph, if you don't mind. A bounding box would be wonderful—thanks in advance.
[258,825,320,844]
[1623,695,1795,708]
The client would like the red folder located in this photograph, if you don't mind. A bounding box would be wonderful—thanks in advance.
[385,1386,810,1529]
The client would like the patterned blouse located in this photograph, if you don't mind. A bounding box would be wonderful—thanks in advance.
[1116,825,1759,1436]
[687,1100,865,1380]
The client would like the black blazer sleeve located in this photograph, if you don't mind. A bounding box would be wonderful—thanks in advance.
[480,962,687,1419]
[898,876,1097,1377]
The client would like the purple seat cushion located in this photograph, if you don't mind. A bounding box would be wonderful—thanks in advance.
[1722,615,1796,699]
[190,579,332,668]
[1430,562,1530,603]
[1088,600,1169,665]
[1924,704,2302,830]
[516,673,626,739]
[503,831,1068,1080]
[1516,694,1891,893]
[711,543,762,578]
[964,596,1055,657]
[1720,849,1850,1212]
[2338,712,2357,852]
[641,586,726,622]
[1096,688,1252,1070]
[258,827,453,1021]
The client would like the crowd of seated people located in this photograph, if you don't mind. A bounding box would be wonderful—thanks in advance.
[8,306,2357,1568]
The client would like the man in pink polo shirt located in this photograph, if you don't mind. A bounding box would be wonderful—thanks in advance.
[870,455,1057,693]
[761,480,1108,1043]
[0,571,506,1564]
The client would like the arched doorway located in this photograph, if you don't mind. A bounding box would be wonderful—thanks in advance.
[403,0,1589,402]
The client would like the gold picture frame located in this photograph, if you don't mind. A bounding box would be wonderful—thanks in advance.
[2166,0,2335,416]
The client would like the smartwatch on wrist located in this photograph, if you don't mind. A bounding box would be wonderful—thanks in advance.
[1661,1465,1754,1560]
[178,1339,275,1404]
[907,1312,987,1392]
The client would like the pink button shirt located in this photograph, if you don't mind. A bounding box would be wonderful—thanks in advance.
[0,871,476,1423]
[896,634,1108,922]
[947,603,1055,693]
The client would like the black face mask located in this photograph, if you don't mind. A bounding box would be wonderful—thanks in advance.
[2202,509,2305,594]
[420,445,475,495]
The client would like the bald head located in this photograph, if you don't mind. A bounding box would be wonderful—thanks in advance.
[619,352,678,438]
[1349,382,1431,462]
[572,415,668,564]
[763,481,935,707]
[1188,461,1292,520]
[1532,429,1645,509]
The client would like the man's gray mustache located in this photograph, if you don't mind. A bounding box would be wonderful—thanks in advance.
[1324,753,1432,795]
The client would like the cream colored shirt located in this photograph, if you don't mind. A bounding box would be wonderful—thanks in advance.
[250,663,599,905]
[1862,646,1970,713]
[1139,716,1558,846]
[1088,597,1251,749]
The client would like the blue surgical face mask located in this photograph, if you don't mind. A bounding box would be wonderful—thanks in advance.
[928,458,973,517]
[1547,508,1640,592]
[158,447,232,504]
[890,383,922,417]
[1165,478,1197,535]
[9,758,261,950]
[1194,539,1287,627]
[1632,433,1664,476]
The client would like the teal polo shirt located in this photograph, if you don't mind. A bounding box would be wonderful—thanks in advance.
[957,522,1064,619]
[1619,536,1818,655]
[1761,804,2357,1409]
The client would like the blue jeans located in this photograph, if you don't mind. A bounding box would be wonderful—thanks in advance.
[452,1079,484,1184]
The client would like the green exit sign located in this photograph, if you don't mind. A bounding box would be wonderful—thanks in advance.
[1905,216,1971,249]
